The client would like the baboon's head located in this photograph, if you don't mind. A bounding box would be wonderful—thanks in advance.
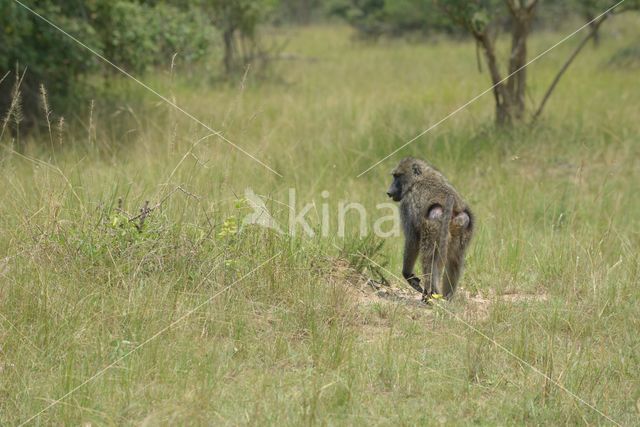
[387,157,425,202]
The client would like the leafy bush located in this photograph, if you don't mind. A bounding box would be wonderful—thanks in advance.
[328,0,460,38]
[0,1,217,129]
[0,1,99,125]
[90,1,158,76]
[150,3,218,66]
[92,1,218,74]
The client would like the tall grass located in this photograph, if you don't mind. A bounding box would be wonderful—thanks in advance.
[1,19,639,425]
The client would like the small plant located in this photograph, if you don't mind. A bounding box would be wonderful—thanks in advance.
[340,234,388,285]
[108,210,139,237]
[108,198,152,236]
[218,216,239,238]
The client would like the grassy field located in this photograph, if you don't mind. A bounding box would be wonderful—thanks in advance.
[1,19,640,426]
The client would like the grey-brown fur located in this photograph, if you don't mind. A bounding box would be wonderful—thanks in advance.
[387,157,474,299]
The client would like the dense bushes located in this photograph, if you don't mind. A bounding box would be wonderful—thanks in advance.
[0,2,99,124]
[0,0,217,124]
[328,0,460,38]
[92,1,217,75]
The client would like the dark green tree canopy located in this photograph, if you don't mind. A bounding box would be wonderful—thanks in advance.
[0,0,216,122]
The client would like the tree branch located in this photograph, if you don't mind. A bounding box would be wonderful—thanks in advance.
[532,14,608,123]
[505,0,517,16]
[476,33,507,108]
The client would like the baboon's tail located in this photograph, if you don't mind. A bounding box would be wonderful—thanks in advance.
[438,195,454,260]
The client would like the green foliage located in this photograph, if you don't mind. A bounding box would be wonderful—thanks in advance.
[0,2,100,83]
[550,0,639,25]
[332,0,640,39]
[206,0,280,36]
[150,3,218,65]
[90,1,158,75]
[435,0,504,34]
[329,0,386,37]
[0,1,217,123]
[90,1,217,74]
[0,1,99,122]
[329,0,460,38]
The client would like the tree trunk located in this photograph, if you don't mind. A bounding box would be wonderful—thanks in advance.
[474,1,537,127]
[477,33,512,127]
[586,13,601,47]
[506,10,531,120]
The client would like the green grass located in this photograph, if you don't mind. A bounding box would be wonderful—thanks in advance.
[2,20,640,425]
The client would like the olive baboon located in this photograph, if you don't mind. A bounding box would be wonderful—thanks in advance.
[386,157,474,300]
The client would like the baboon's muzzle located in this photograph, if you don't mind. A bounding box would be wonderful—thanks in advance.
[387,190,401,202]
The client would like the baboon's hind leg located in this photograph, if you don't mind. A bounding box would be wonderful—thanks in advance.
[442,213,473,298]
[441,238,463,298]
[420,199,452,299]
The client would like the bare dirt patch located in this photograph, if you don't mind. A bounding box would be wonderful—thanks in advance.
[327,258,549,325]
[328,258,425,308]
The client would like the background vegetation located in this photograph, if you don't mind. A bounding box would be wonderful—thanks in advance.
[1,1,639,425]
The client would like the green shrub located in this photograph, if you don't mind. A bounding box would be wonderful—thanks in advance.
[328,0,461,39]
[0,1,218,129]
[0,1,99,126]
[150,3,219,66]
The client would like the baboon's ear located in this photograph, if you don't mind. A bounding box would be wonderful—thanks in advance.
[412,164,422,176]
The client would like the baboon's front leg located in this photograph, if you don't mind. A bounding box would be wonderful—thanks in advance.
[420,219,447,299]
[402,234,423,293]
